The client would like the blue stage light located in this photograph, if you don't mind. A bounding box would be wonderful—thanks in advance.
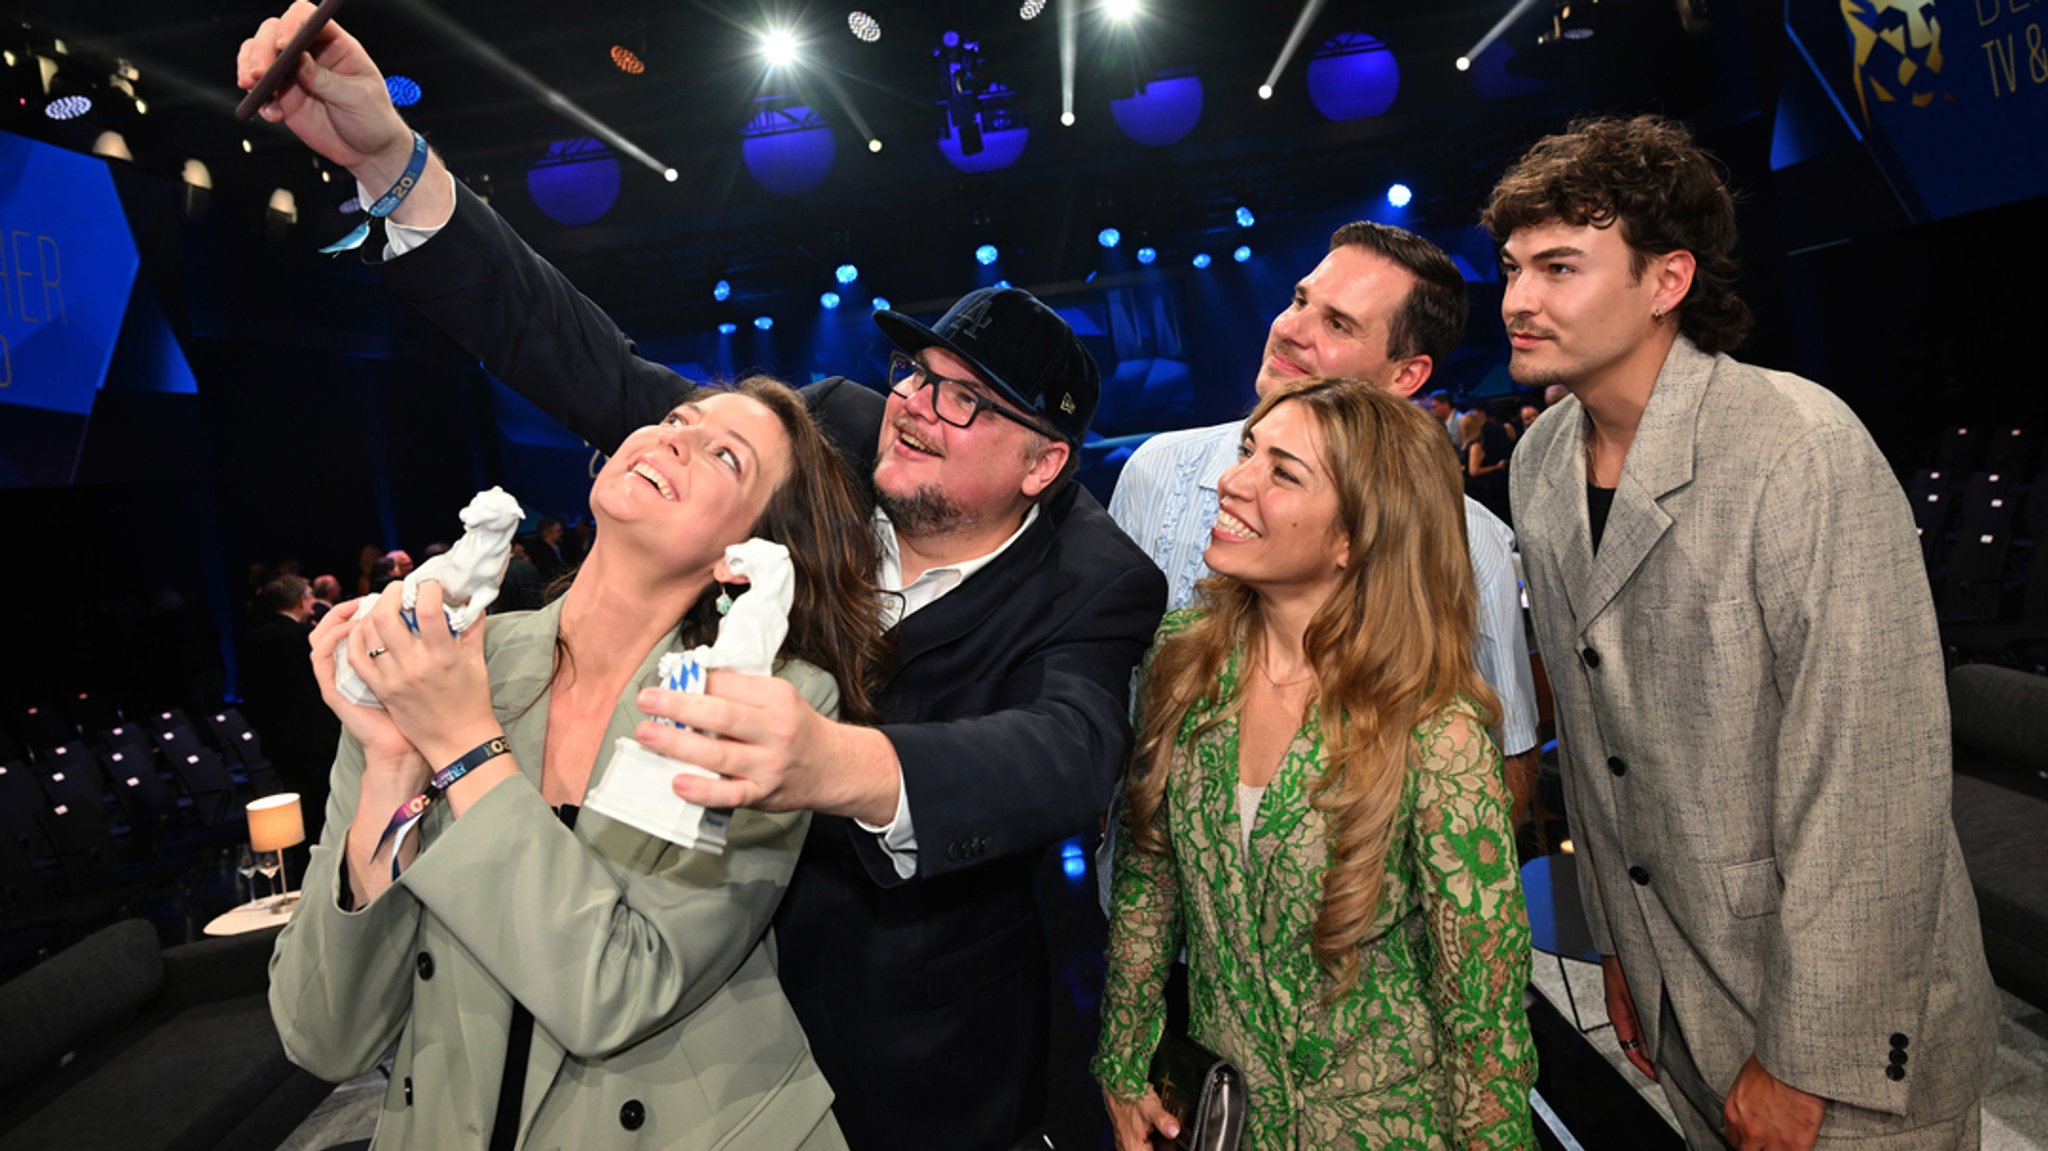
[713,279,732,302]
[1192,253,1213,269]
[1136,246,1157,265]
[820,291,842,310]
[386,76,422,107]
[1387,182,1413,208]
[994,279,1012,289]
[1097,227,1121,249]
[717,322,738,335]
[1062,855,1088,880]
[1233,245,1252,263]
[753,315,774,331]
[975,244,999,266]
[942,30,961,48]
[871,296,892,311]
[835,263,859,284]
[1234,205,1255,228]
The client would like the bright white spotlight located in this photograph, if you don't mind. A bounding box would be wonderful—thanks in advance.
[1104,0,1142,21]
[1455,55,1471,71]
[868,137,883,153]
[761,28,800,67]
[1387,183,1413,208]
[1021,0,1049,17]
[663,167,679,182]
[1060,110,1076,126]
[1257,83,1273,100]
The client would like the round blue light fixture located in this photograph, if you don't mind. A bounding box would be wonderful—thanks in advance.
[871,296,892,311]
[713,279,732,302]
[753,315,774,331]
[1097,227,1121,249]
[1233,245,1252,263]
[820,291,842,310]
[835,263,859,284]
[528,137,621,226]
[386,76,422,107]
[1192,253,1213,269]
[1387,182,1413,208]
[1234,205,1255,228]
[1307,33,1401,122]
[1136,246,1157,265]
[717,322,738,335]
[975,244,999,266]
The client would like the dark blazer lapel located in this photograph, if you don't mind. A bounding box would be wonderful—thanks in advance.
[1573,340,1712,631]
[887,490,1065,669]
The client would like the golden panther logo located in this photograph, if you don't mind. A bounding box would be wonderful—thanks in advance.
[1842,0,1948,125]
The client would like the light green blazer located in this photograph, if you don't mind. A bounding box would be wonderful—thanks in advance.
[269,599,840,1150]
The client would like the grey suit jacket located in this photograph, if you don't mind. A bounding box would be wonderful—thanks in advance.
[1510,338,1996,1133]
[269,600,840,1150]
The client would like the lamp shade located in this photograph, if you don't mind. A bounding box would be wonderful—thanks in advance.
[247,793,305,853]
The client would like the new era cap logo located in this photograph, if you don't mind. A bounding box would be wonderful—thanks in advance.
[946,293,998,341]
[1061,393,1076,414]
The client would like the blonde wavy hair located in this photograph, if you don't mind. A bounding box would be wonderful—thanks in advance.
[1125,377,1499,998]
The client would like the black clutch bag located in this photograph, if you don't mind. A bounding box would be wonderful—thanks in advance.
[1146,1030,1245,1151]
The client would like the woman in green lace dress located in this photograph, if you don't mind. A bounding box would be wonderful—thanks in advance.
[1094,377,1536,1151]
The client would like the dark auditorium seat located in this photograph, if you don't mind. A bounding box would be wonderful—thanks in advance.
[1948,663,2048,1012]
[0,919,333,1151]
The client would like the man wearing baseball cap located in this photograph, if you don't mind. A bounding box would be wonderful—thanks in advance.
[237,8,1166,1146]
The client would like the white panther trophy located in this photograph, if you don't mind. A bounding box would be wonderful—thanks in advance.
[334,487,525,708]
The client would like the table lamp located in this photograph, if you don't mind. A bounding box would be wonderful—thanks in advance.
[247,792,306,906]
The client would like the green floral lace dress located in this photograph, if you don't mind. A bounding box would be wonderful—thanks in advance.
[1093,617,1537,1150]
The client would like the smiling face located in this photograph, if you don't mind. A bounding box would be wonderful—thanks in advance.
[871,344,1065,541]
[1205,398,1349,604]
[1255,245,1431,400]
[591,392,792,579]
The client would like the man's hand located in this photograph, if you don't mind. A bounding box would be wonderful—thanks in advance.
[1723,1054,1825,1151]
[1601,954,1658,1081]
[635,671,900,824]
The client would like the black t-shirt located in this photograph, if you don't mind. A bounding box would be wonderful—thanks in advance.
[1587,483,1617,554]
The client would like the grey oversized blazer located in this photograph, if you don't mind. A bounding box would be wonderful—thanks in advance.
[269,599,840,1150]
[1511,337,1997,1138]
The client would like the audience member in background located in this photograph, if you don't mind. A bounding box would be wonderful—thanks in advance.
[528,515,568,581]
[1095,379,1534,1151]
[354,544,381,595]
[385,548,415,579]
[494,541,545,614]
[567,519,595,566]
[1107,220,1541,832]
[1426,389,1460,448]
[1520,401,1544,434]
[365,554,398,594]
[238,574,337,835]
[1542,382,1568,408]
[309,574,341,622]
[1491,113,1995,1150]
[274,377,888,1150]
[420,541,450,561]
[1463,406,1514,527]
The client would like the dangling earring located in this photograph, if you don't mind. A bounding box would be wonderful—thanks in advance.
[715,586,735,616]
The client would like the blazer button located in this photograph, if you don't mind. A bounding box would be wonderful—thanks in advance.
[1628,865,1650,886]
[416,951,435,980]
[1890,1033,1909,1049]
[619,1100,646,1130]
[946,841,964,861]
[1889,1048,1908,1066]
[1581,647,1602,669]
[1607,756,1627,777]
[1887,1064,1906,1082]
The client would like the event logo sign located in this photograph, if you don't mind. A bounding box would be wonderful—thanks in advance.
[0,130,139,415]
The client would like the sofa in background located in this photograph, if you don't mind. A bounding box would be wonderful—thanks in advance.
[1949,663,2048,1013]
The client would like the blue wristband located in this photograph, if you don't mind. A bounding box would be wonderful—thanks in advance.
[322,130,430,255]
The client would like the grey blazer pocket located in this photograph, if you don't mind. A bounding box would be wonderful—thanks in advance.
[1720,857,1781,919]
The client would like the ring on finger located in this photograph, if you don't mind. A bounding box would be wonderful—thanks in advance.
[1617,1038,1640,1051]
[366,646,389,659]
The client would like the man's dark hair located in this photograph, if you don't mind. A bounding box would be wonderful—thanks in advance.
[1326,221,1469,367]
[1481,114,1752,355]
[257,575,309,615]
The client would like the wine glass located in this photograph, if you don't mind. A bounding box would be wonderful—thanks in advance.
[236,846,260,906]
[255,850,283,908]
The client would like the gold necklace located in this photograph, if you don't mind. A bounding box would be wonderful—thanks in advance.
[1259,651,1312,691]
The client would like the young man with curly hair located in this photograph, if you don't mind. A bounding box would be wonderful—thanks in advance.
[1490,115,1996,1151]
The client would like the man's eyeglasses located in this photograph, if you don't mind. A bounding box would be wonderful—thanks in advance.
[887,353,1051,436]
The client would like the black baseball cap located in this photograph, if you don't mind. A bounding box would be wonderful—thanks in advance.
[873,287,1100,445]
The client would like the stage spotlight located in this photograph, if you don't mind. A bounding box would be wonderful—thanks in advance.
[92,131,131,161]
[1192,252,1213,269]
[135,99,148,114]
[1455,56,1471,71]
[1104,0,1143,22]
[848,12,881,42]
[872,296,891,310]
[387,76,422,107]
[869,137,883,153]
[1097,227,1121,249]
[663,167,678,182]
[995,279,1012,289]
[1060,111,1075,126]
[836,264,859,284]
[242,138,253,153]
[610,46,646,74]
[713,279,732,302]
[718,322,738,335]
[1136,246,1157,264]
[1258,83,1273,100]
[976,244,1000,266]
[1386,182,1412,208]
[338,196,360,214]
[1235,206,1255,228]
[1233,245,1252,263]
[942,30,961,48]
[821,291,842,309]
[321,169,332,183]
[44,94,90,120]
[754,315,775,331]
[760,28,800,68]
[268,188,299,224]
